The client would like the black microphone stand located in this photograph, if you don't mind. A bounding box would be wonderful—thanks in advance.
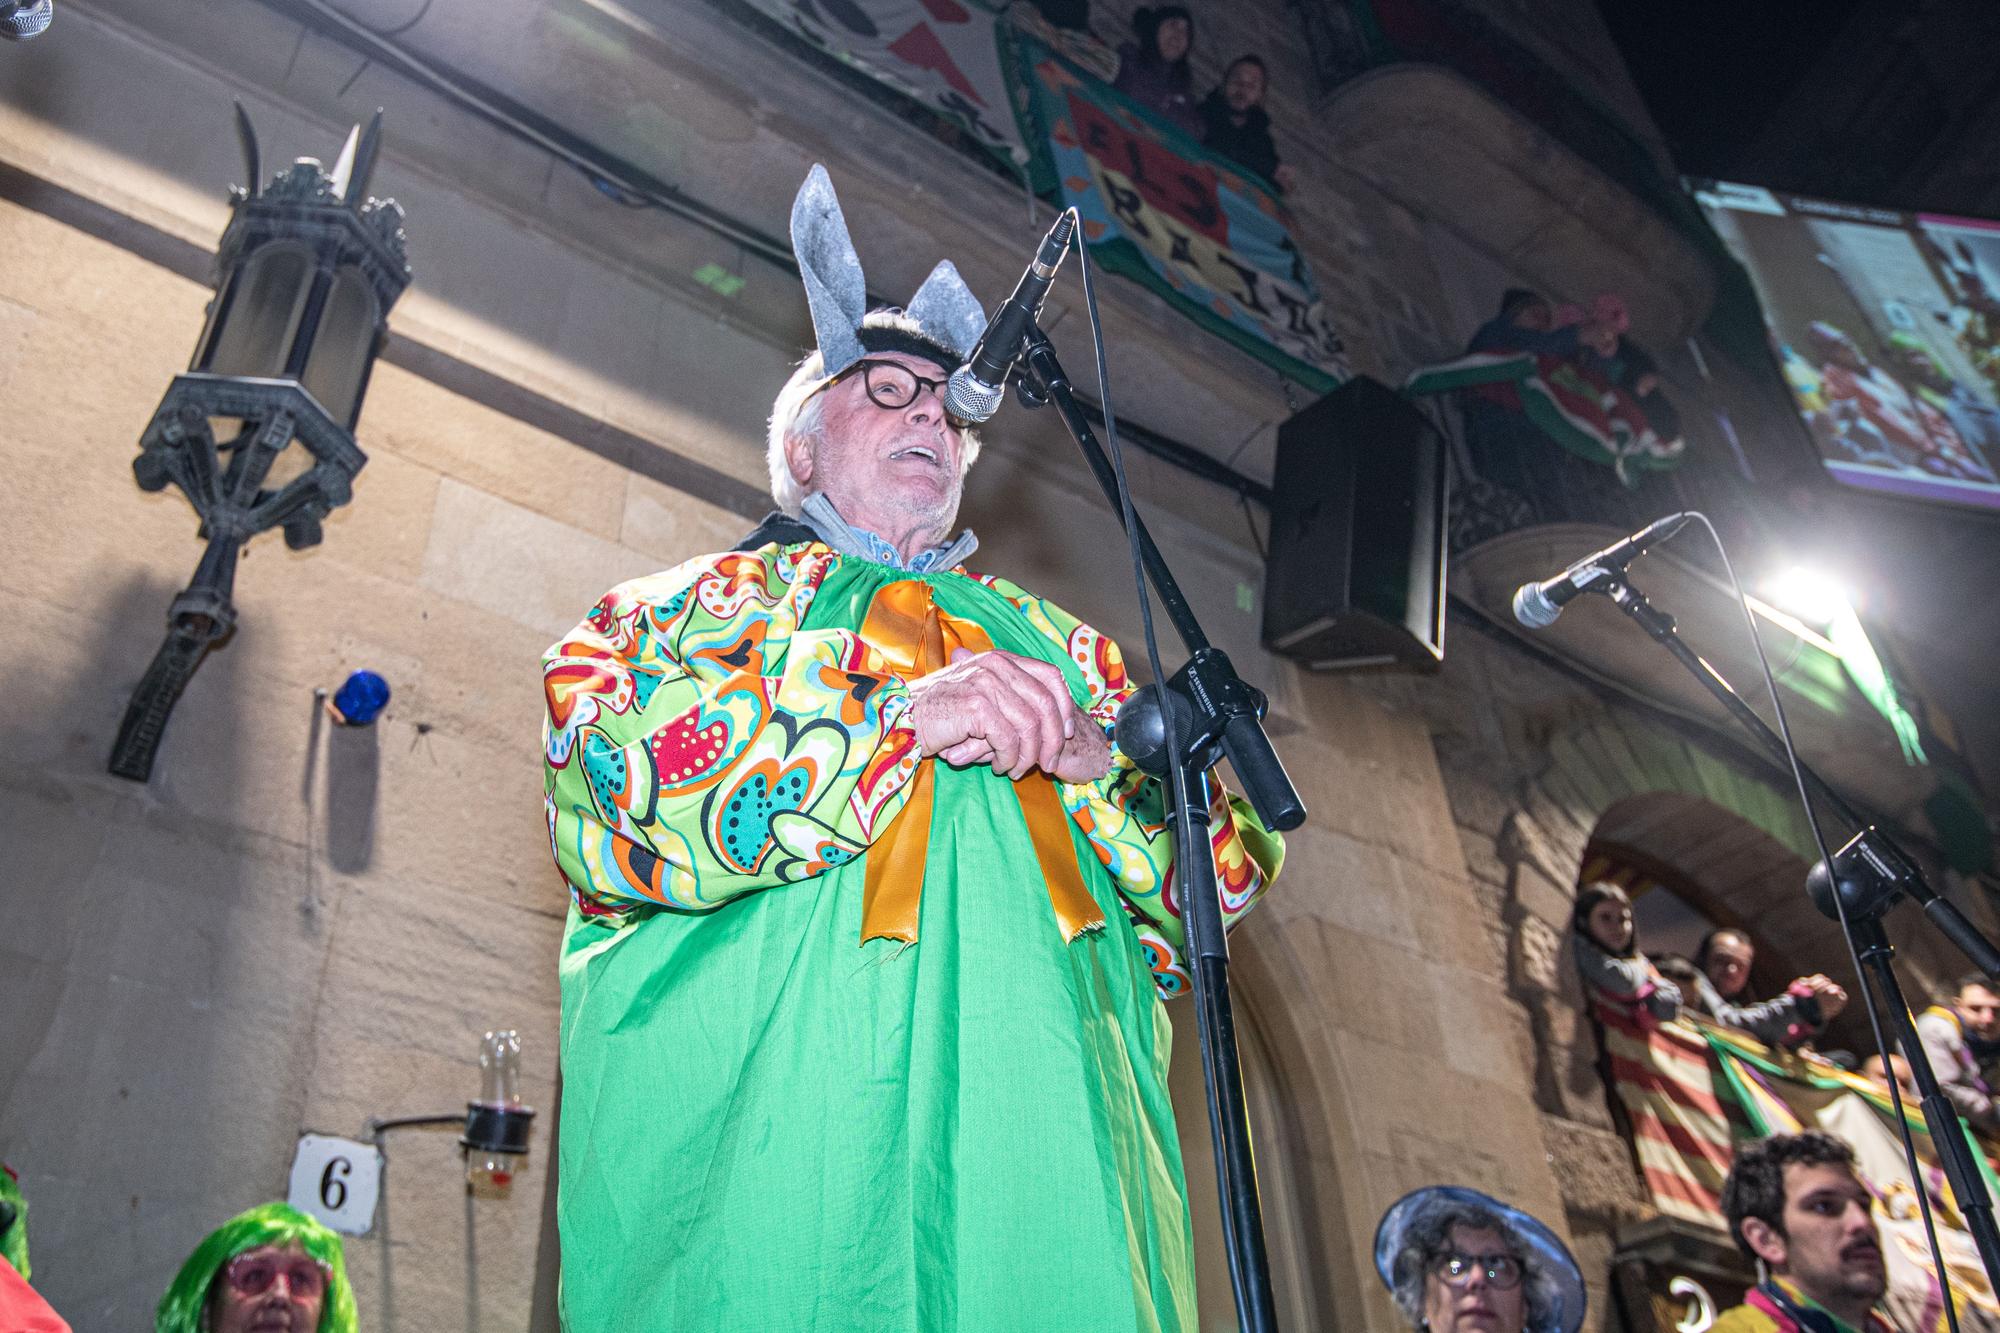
[1815,885,2000,1289]
[1014,322,1306,1333]
[1592,570,2000,1288]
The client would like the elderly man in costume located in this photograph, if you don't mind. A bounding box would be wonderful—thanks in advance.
[542,167,1282,1331]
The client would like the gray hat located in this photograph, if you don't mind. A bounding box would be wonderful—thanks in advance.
[766,165,992,514]
[1374,1185,1585,1333]
[790,163,986,379]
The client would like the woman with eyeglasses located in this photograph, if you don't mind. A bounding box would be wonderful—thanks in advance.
[155,1202,356,1333]
[1375,1186,1585,1333]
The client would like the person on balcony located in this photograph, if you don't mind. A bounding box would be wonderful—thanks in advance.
[1861,1051,1915,1100]
[1198,56,1296,193]
[1469,290,1584,360]
[1715,1131,1893,1332]
[1374,1185,1586,1333]
[1112,6,1199,138]
[1572,293,1683,445]
[1570,881,1681,1027]
[1915,974,2000,1134]
[1686,927,1846,1050]
[1469,289,1633,364]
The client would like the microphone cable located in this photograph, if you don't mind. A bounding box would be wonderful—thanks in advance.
[1684,510,1963,1333]
[1072,225,1260,1331]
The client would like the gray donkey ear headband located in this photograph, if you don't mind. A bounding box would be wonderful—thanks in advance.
[791,163,987,379]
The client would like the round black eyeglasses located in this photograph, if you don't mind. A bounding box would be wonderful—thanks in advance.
[831,359,951,412]
[1432,1252,1524,1290]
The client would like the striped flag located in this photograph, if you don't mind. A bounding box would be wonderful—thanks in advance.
[1596,999,1735,1226]
[1598,1000,2000,1329]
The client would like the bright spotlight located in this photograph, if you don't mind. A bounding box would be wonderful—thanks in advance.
[1762,568,1851,625]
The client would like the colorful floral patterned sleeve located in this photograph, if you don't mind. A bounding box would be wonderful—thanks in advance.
[974,573,1286,997]
[543,546,920,918]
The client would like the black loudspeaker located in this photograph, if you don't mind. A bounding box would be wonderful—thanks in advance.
[1261,376,1447,672]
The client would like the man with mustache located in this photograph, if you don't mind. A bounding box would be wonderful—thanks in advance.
[1715,1131,1894,1332]
[541,167,1283,1330]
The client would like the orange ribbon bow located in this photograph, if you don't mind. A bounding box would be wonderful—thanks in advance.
[859,579,1105,946]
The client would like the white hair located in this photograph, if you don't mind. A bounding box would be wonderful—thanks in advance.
[765,349,831,516]
[764,313,983,516]
[1388,1198,1565,1333]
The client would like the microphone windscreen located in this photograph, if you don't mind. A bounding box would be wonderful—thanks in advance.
[1512,582,1562,629]
[944,367,1005,424]
[1,0,52,38]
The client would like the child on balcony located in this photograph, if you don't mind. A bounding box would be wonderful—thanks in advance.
[1113,6,1200,138]
[1571,881,1682,1028]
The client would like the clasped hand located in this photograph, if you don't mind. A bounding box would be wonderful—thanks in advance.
[905,649,1112,783]
[1793,973,1849,1021]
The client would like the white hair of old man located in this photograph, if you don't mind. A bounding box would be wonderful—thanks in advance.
[764,313,983,516]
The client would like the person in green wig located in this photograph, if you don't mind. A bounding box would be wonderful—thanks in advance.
[0,1164,30,1282]
[0,1163,72,1332]
[155,1202,356,1333]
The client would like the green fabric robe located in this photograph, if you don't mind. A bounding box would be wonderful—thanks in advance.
[542,542,1281,1331]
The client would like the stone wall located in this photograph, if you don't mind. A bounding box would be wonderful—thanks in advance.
[0,187,745,1326]
[1410,612,1996,1323]
[3,3,1949,1331]
[0,138,1567,1333]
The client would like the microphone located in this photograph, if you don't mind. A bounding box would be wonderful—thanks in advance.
[1,0,51,39]
[1511,512,1690,628]
[944,211,1076,424]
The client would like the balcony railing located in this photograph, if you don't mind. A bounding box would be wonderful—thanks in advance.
[1312,0,1722,259]
[1432,377,1993,843]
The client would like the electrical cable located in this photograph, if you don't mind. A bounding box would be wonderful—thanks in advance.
[331,0,433,40]
[1687,510,1964,1333]
[1075,216,1259,1332]
[1240,493,1267,561]
[285,0,798,272]
[1072,218,1168,741]
[274,0,1275,507]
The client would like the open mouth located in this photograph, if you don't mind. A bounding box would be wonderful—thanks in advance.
[889,444,941,464]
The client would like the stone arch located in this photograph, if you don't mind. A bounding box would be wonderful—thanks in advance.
[1514,715,1820,893]
[1497,715,1827,1017]
[1503,711,1983,996]
[1170,918,1376,1330]
[1586,791,1829,1001]
[1489,711,1853,1316]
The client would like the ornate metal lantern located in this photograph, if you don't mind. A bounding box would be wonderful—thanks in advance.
[111,106,410,781]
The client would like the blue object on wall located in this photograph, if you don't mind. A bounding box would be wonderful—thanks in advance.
[331,670,391,726]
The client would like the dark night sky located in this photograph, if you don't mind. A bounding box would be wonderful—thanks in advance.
[1594,0,2000,816]
[1594,0,1866,184]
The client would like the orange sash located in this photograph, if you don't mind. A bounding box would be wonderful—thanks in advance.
[859,579,1105,946]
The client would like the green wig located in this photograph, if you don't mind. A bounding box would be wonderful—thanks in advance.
[155,1202,357,1333]
[0,1164,29,1280]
